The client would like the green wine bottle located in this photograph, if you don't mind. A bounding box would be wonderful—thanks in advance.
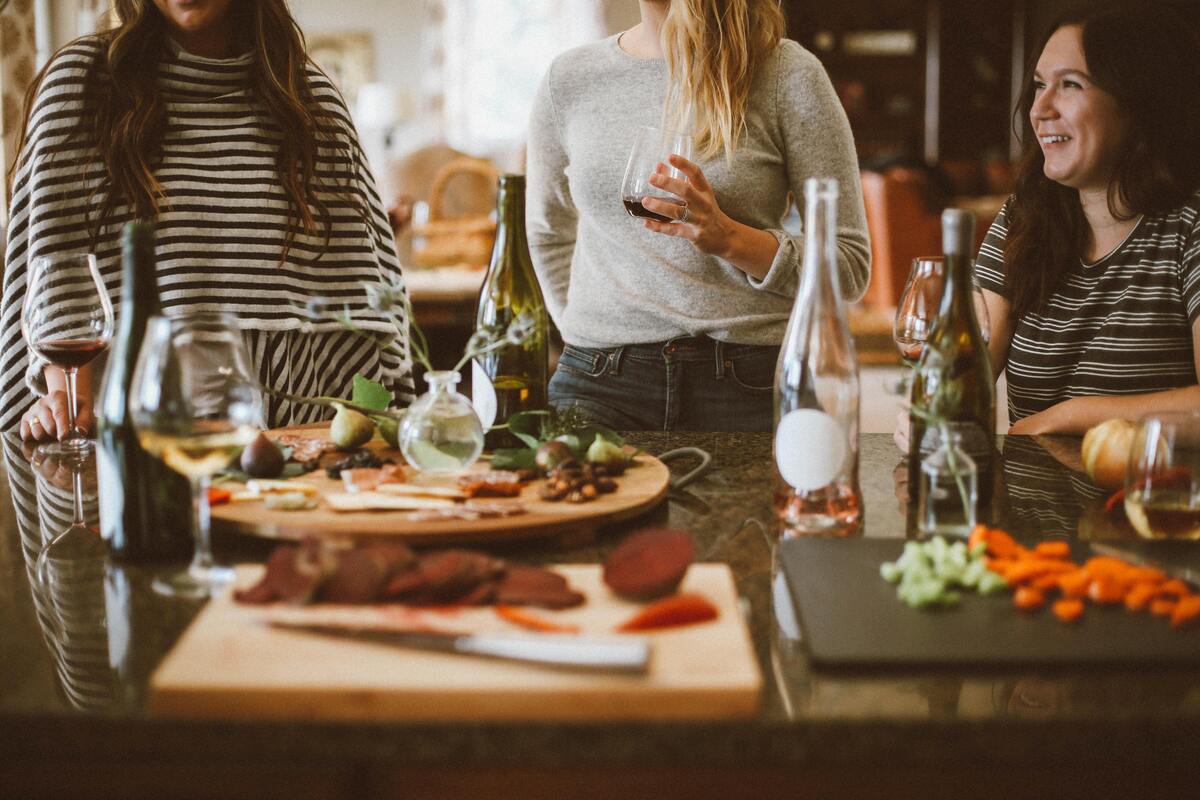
[908,209,996,510]
[472,174,549,450]
[96,222,193,562]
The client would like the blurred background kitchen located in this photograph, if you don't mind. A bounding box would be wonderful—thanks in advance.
[1,0,1099,432]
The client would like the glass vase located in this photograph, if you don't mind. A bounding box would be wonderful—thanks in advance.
[917,426,978,537]
[399,370,484,474]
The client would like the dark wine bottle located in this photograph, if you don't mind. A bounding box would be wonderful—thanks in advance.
[471,174,549,450]
[908,209,996,509]
[96,223,192,562]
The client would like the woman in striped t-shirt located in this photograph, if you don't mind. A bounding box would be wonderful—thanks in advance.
[3,0,413,442]
[974,0,1200,434]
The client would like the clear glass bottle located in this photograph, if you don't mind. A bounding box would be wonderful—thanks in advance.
[400,370,484,474]
[907,209,995,515]
[917,427,978,537]
[773,178,862,536]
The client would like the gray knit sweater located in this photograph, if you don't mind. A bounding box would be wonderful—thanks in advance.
[526,35,870,348]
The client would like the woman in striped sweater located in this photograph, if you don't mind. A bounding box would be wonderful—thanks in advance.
[974,0,1200,434]
[3,0,413,442]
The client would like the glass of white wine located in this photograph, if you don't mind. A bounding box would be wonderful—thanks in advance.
[130,313,262,598]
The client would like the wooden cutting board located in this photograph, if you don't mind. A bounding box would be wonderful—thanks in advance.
[150,564,762,720]
[780,538,1200,666]
[211,425,670,545]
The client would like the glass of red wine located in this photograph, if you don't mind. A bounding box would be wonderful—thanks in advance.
[21,253,114,455]
[620,126,693,223]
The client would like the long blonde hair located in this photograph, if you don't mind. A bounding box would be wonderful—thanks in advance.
[661,0,785,161]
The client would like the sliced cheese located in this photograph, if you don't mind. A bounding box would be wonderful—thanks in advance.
[376,483,467,500]
[324,492,456,512]
[245,479,320,496]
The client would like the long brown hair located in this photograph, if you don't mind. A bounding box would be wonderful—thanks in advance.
[9,0,349,259]
[1003,0,1200,318]
[661,0,785,162]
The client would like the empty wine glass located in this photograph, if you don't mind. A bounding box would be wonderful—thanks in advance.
[130,313,262,598]
[21,253,115,455]
[893,257,944,365]
[620,126,693,223]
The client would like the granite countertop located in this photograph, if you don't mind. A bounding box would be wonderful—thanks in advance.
[2,431,1198,795]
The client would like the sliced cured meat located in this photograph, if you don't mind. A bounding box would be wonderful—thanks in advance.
[457,470,525,498]
[412,550,506,603]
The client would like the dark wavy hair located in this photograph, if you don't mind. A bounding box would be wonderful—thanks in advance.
[1003,0,1200,319]
[9,0,351,260]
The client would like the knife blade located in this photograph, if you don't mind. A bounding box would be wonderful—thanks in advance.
[1088,543,1200,587]
[269,621,652,674]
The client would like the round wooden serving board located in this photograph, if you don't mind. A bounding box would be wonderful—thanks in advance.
[211,424,670,546]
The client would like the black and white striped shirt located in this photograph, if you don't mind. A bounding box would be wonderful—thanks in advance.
[1,37,414,431]
[975,194,1200,422]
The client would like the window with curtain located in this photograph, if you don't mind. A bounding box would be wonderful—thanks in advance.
[439,0,604,155]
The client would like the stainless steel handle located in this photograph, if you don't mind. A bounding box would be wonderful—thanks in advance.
[658,447,713,491]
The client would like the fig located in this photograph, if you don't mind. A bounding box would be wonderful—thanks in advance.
[373,415,400,449]
[330,403,374,450]
[535,439,574,471]
[240,432,285,478]
[586,436,629,470]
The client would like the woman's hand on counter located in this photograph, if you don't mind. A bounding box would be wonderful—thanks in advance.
[641,155,778,280]
[19,391,94,443]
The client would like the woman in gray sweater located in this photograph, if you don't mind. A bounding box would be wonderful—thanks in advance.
[526,0,870,432]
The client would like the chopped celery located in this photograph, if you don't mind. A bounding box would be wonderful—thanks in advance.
[880,535,1008,609]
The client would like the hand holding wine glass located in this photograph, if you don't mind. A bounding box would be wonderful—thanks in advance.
[620,126,693,223]
[130,313,262,598]
[20,254,114,452]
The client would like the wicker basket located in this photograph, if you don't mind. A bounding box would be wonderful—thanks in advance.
[411,157,500,267]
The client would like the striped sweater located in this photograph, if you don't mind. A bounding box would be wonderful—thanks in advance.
[1,36,413,431]
[974,193,1200,421]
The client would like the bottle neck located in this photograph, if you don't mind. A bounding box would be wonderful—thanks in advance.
[798,188,839,309]
[119,230,161,332]
[937,251,976,323]
[424,370,459,393]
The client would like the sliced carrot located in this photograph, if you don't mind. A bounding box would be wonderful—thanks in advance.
[1157,579,1191,599]
[207,487,232,506]
[1124,583,1159,612]
[1013,586,1045,612]
[1053,598,1085,624]
[1031,573,1063,592]
[1033,541,1071,560]
[616,593,719,632]
[1170,596,1200,629]
[1005,559,1075,586]
[1150,598,1179,618]
[967,524,989,551]
[983,528,1023,559]
[1127,567,1167,586]
[1087,575,1125,605]
[494,604,580,634]
[1057,571,1091,599]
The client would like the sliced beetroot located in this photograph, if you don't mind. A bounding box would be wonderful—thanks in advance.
[496,565,585,609]
[603,528,695,600]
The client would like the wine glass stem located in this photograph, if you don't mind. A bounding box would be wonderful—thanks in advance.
[63,367,80,441]
[72,468,85,526]
[189,475,215,574]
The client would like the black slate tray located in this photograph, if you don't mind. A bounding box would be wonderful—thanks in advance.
[780,537,1200,667]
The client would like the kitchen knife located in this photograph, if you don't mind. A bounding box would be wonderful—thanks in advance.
[1088,542,1200,587]
[269,621,652,674]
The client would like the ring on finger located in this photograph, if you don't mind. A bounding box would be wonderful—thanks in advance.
[28,416,42,429]
[680,206,691,224]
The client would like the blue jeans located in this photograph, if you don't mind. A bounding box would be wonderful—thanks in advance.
[548,337,778,432]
